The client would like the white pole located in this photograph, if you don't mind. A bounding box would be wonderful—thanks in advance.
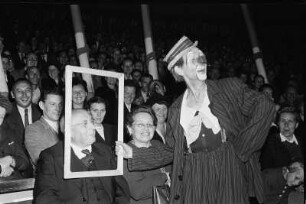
[0,38,9,97]
[70,5,94,97]
[141,4,159,80]
[241,4,268,83]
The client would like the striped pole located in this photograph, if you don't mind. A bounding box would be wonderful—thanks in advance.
[70,5,94,97]
[241,4,268,83]
[141,4,159,79]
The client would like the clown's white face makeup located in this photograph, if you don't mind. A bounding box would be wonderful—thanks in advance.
[185,48,207,81]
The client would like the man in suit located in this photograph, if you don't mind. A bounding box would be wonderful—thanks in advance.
[3,78,41,145]
[87,96,117,149]
[25,89,63,172]
[2,78,41,177]
[34,109,130,204]
[0,94,30,180]
[134,73,153,106]
[123,80,138,143]
[260,106,304,170]
[117,36,275,204]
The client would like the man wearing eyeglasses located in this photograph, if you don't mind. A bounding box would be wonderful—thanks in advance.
[34,109,130,204]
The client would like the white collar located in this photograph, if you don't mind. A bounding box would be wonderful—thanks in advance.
[71,143,92,159]
[180,88,221,146]
[42,116,59,133]
[280,133,299,145]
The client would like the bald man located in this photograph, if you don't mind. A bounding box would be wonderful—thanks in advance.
[34,109,130,204]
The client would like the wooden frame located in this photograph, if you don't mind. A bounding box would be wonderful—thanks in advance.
[64,65,124,179]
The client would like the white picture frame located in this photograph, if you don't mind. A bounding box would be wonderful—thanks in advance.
[64,65,124,179]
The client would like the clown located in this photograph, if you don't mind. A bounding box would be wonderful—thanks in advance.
[117,36,275,204]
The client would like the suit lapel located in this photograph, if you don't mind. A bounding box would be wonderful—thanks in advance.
[206,80,235,137]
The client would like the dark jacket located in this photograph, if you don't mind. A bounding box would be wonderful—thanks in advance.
[34,141,130,204]
[128,78,276,204]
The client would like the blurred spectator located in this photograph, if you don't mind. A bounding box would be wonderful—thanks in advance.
[25,66,41,104]
[260,106,303,170]
[72,77,88,109]
[134,73,152,105]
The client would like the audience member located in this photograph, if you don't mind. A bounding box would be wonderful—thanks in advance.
[260,106,303,170]
[25,66,41,104]
[262,160,304,204]
[25,89,63,172]
[0,95,30,180]
[34,109,130,203]
[72,77,88,109]
[87,96,117,148]
[123,106,171,204]
[146,94,169,144]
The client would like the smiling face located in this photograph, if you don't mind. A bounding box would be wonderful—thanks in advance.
[127,112,155,147]
[72,84,87,107]
[124,86,136,105]
[175,48,207,82]
[39,94,63,122]
[12,81,32,108]
[279,112,298,139]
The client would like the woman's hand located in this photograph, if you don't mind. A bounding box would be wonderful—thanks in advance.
[115,141,133,158]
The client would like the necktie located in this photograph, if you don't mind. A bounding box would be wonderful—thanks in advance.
[24,108,29,127]
[81,149,94,169]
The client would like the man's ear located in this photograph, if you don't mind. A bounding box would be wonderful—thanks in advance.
[10,91,15,99]
[174,66,183,76]
[127,126,133,136]
[38,101,44,111]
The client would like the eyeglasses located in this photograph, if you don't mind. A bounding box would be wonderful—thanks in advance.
[133,123,155,129]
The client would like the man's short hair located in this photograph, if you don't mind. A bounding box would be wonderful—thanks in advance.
[12,78,32,92]
[141,73,153,81]
[87,96,107,110]
[25,66,40,76]
[277,106,300,123]
[40,88,63,103]
[72,77,88,93]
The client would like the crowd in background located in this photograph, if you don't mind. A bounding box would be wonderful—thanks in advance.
[0,4,304,204]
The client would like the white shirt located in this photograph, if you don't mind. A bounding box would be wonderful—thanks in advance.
[125,103,132,112]
[17,105,33,126]
[71,143,92,159]
[95,125,105,140]
[180,88,221,146]
[280,133,299,145]
[42,116,59,133]
[141,90,149,102]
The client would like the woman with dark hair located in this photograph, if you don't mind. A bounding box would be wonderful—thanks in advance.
[124,106,171,204]
[146,94,169,144]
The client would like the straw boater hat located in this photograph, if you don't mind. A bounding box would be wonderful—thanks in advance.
[163,36,198,70]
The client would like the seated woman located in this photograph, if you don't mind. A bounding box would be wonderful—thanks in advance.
[0,95,30,180]
[124,106,171,204]
[146,94,169,144]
